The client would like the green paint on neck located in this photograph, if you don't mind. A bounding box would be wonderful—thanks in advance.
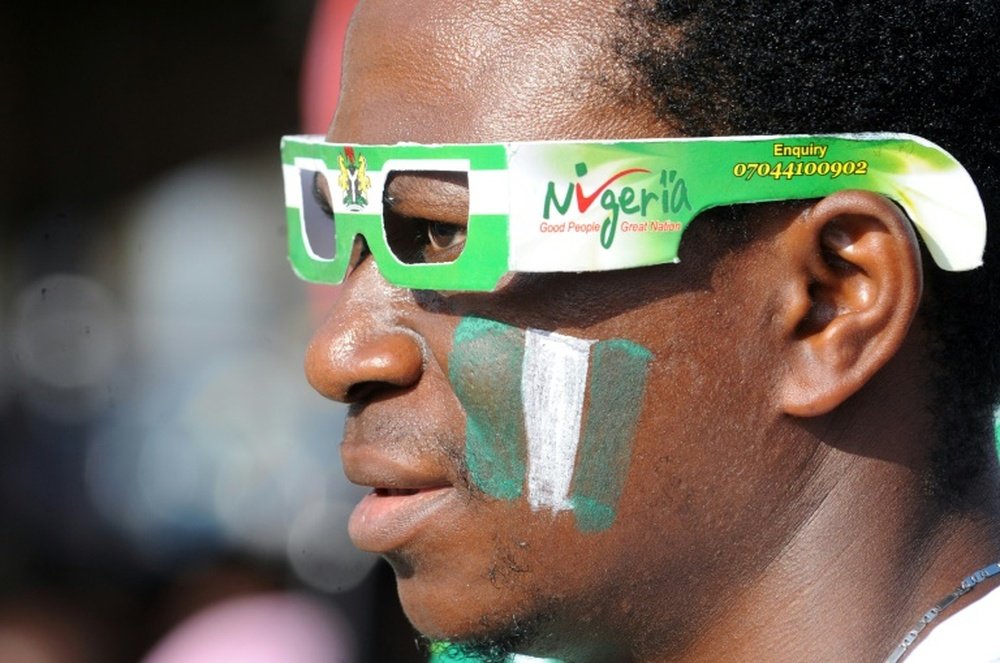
[449,317,527,500]
[994,414,999,461]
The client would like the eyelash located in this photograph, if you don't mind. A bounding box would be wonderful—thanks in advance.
[312,172,333,217]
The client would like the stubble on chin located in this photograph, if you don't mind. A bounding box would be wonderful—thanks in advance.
[418,605,555,663]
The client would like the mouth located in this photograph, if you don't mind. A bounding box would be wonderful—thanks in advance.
[348,483,457,553]
[342,440,463,553]
[374,487,433,497]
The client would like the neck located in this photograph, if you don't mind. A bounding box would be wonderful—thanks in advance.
[672,440,1000,663]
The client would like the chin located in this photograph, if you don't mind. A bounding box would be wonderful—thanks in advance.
[391,563,555,655]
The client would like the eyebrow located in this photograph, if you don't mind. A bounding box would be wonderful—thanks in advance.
[384,172,470,223]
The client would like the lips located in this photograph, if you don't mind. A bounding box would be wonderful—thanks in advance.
[348,485,456,552]
[342,445,458,553]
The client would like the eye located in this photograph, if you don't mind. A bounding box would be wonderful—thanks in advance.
[426,221,466,252]
[384,213,467,264]
[381,170,470,266]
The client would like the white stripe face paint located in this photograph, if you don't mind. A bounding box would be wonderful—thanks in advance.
[521,329,594,512]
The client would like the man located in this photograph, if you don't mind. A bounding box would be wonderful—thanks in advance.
[295,0,1000,660]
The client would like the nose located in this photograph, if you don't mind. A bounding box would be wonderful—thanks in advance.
[305,260,425,403]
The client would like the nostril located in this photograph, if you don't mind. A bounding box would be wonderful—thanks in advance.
[344,381,381,403]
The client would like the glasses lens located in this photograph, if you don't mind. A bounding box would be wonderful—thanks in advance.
[299,169,337,260]
[383,171,469,265]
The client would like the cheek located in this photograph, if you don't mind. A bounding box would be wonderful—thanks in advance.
[448,316,653,532]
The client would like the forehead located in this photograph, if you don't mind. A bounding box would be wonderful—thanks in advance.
[331,0,673,144]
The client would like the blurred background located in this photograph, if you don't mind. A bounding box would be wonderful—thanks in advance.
[0,1,425,661]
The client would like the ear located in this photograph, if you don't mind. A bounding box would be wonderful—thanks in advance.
[775,190,923,417]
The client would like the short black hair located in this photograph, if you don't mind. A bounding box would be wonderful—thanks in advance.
[618,0,1000,499]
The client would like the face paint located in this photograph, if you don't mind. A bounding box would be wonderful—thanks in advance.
[449,317,652,531]
[572,340,653,532]
[450,317,528,500]
[522,329,594,512]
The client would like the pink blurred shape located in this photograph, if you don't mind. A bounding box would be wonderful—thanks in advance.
[143,593,355,663]
[301,0,358,134]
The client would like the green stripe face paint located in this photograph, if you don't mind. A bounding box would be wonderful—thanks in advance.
[572,340,653,532]
[450,318,527,500]
[449,317,653,532]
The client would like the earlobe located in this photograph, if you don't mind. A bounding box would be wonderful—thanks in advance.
[777,190,923,417]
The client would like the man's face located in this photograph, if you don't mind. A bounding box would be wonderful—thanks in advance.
[308,0,807,656]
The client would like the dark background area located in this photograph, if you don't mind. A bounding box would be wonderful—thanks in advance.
[1,1,302,224]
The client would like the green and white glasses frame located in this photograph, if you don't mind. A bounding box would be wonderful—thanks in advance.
[280,133,986,292]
